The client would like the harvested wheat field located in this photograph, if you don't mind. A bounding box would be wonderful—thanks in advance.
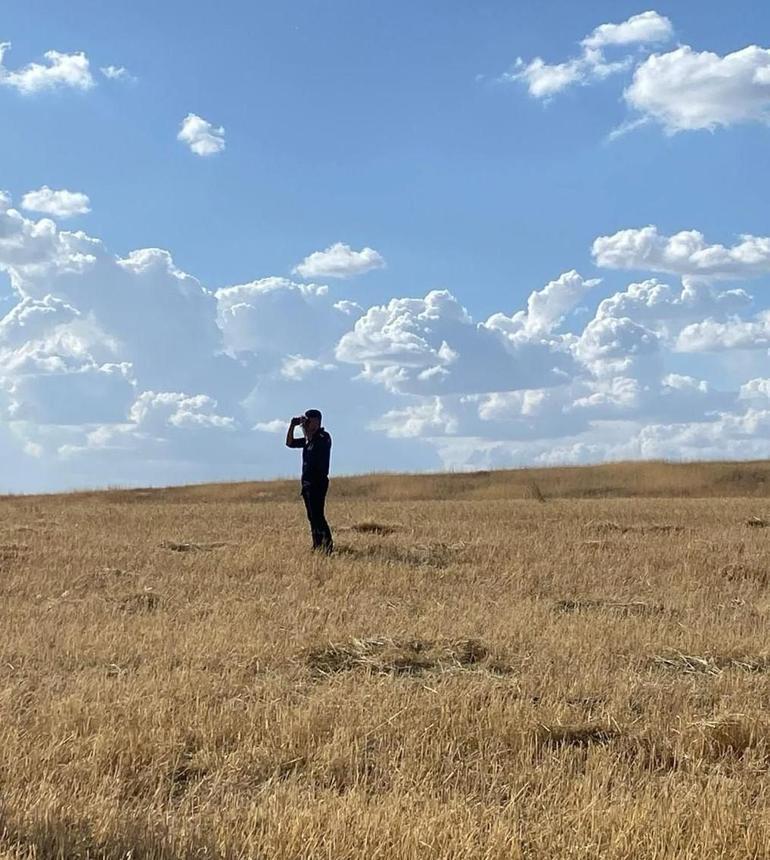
[2,460,770,859]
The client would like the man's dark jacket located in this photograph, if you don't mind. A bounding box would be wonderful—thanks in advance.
[289,428,332,486]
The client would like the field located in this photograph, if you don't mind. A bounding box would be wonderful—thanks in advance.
[1,461,770,858]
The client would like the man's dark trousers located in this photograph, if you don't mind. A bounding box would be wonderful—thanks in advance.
[301,478,333,552]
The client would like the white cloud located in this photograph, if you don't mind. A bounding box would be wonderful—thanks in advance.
[371,397,459,438]
[21,187,91,219]
[625,45,770,132]
[100,65,134,82]
[177,113,226,157]
[293,243,386,280]
[280,355,335,380]
[6,363,135,425]
[487,270,600,336]
[593,277,751,341]
[575,315,659,379]
[616,411,770,461]
[593,226,770,281]
[336,289,576,395]
[507,10,672,98]
[508,56,592,99]
[216,277,356,357]
[253,419,286,434]
[506,12,770,139]
[739,378,770,403]
[0,197,226,400]
[582,10,673,50]
[129,391,235,431]
[3,187,770,489]
[676,313,770,353]
[0,42,94,94]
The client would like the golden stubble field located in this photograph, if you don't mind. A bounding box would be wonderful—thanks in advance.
[1,461,770,859]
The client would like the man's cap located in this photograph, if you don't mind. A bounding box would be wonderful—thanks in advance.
[304,409,322,421]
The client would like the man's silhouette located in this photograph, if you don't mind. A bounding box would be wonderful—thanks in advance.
[286,409,333,553]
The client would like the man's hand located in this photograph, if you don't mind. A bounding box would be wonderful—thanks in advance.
[286,416,305,448]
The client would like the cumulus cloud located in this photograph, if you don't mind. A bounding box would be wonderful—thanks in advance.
[216,277,358,358]
[0,196,236,409]
[593,278,751,342]
[128,391,235,431]
[2,188,770,489]
[21,187,91,219]
[487,270,600,336]
[582,10,673,50]
[616,411,770,461]
[372,397,459,439]
[592,226,770,281]
[293,243,386,280]
[739,378,770,401]
[178,113,226,156]
[625,45,770,132]
[0,42,94,93]
[507,10,672,98]
[0,295,80,347]
[576,315,660,379]
[336,289,577,396]
[676,313,770,353]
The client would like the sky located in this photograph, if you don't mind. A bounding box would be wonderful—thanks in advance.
[2,0,770,491]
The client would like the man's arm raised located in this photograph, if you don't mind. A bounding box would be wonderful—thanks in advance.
[286,416,306,448]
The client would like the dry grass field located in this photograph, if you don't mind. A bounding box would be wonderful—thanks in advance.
[1,460,770,859]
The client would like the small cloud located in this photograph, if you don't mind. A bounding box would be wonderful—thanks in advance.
[177,113,225,157]
[293,242,386,280]
[505,10,672,100]
[253,419,286,433]
[581,11,673,51]
[100,65,135,83]
[21,186,91,219]
[280,355,335,380]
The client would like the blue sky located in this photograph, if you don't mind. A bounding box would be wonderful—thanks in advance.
[2,1,770,490]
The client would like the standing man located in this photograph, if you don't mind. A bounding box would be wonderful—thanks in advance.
[286,409,333,554]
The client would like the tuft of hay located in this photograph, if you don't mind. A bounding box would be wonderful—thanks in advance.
[689,715,770,760]
[0,543,28,561]
[349,522,401,535]
[161,541,227,552]
[581,539,610,550]
[535,723,619,749]
[555,599,663,616]
[587,520,629,534]
[118,589,162,613]
[338,542,467,568]
[641,524,684,535]
[300,636,506,677]
[565,694,606,709]
[651,652,770,675]
[720,563,768,586]
[585,521,683,536]
[745,516,768,528]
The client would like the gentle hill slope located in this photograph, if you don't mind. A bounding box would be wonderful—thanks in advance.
[29,458,770,504]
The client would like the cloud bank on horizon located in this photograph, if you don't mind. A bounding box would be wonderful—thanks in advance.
[1,5,770,490]
[1,189,770,491]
